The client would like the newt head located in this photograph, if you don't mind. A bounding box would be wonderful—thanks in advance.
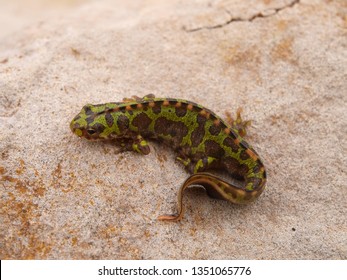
[70,104,108,140]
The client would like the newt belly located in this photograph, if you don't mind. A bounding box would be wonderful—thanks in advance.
[70,94,266,221]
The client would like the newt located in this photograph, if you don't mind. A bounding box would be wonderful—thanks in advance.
[70,95,266,221]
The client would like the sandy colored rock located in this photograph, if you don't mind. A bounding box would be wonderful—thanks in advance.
[0,0,346,259]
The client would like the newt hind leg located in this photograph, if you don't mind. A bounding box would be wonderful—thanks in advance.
[122,94,156,102]
[225,108,251,137]
[176,155,218,174]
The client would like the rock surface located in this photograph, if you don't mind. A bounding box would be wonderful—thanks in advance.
[0,0,346,259]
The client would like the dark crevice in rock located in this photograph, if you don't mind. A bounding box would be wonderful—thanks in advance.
[184,0,300,32]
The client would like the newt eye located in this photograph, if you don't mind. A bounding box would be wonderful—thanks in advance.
[87,129,96,135]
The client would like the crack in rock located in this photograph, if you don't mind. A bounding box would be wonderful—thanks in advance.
[184,0,300,32]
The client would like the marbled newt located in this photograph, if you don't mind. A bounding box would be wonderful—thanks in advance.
[70,94,266,221]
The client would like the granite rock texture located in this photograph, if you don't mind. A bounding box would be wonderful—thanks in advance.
[0,0,346,259]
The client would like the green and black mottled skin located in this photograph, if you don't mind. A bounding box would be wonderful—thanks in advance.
[70,94,266,221]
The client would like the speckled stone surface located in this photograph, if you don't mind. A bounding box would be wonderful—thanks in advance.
[0,0,346,259]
